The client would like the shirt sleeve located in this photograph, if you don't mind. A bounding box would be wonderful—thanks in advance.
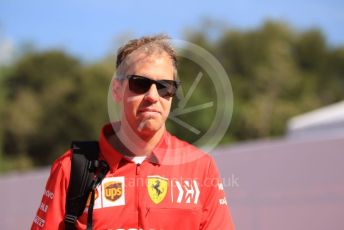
[200,157,235,230]
[31,151,71,230]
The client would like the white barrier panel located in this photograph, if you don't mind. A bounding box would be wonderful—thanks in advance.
[213,135,344,230]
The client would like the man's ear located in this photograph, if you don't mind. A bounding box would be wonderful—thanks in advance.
[112,78,123,102]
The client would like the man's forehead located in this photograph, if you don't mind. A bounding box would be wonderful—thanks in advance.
[121,52,173,77]
[126,50,171,65]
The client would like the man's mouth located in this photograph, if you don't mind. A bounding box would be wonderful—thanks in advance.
[138,108,161,115]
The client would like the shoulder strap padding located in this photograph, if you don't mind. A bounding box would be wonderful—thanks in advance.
[66,141,99,217]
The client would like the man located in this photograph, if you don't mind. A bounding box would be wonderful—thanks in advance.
[32,35,235,229]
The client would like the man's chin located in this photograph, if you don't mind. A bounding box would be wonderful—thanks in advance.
[136,121,163,137]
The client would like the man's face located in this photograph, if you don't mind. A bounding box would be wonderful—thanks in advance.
[114,51,175,137]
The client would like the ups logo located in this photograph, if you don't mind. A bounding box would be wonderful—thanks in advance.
[104,181,123,202]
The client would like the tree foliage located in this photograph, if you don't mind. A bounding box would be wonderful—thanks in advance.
[0,21,343,170]
[1,50,110,168]
[183,21,344,142]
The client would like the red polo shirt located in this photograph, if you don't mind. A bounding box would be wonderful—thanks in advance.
[32,124,235,229]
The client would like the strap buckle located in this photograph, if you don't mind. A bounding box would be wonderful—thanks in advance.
[65,214,78,225]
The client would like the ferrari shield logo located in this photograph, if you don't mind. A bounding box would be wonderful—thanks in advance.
[147,176,168,204]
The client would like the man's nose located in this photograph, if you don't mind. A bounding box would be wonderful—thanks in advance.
[144,83,159,102]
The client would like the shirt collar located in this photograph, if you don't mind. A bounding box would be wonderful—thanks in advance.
[98,123,171,170]
[149,130,170,165]
[98,123,124,172]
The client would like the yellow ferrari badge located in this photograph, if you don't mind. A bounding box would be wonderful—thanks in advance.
[147,176,168,204]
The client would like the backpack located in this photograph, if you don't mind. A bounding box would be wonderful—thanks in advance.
[64,141,109,230]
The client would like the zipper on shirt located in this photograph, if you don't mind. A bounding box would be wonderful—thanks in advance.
[136,163,141,175]
[136,163,142,228]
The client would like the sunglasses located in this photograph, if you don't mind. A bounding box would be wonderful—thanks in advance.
[126,75,180,98]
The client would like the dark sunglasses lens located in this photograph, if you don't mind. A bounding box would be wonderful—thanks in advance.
[128,76,152,94]
[156,81,177,97]
[128,75,178,97]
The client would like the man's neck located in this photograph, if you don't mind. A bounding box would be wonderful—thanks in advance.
[115,123,165,156]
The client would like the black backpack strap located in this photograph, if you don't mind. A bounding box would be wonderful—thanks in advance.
[64,141,109,230]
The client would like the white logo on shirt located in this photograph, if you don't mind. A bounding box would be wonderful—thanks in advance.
[219,197,227,205]
[44,190,54,199]
[175,180,200,204]
[39,202,48,213]
[33,215,45,227]
[218,182,224,190]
